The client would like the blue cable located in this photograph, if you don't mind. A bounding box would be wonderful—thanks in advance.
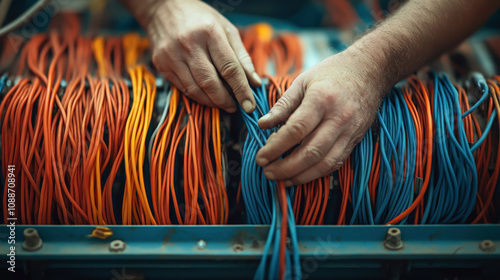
[462,72,488,118]
[470,110,497,152]
[239,84,301,280]
[421,73,478,224]
[350,128,374,225]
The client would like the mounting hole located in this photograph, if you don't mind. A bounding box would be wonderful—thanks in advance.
[390,228,399,234]
[26,229,35,234]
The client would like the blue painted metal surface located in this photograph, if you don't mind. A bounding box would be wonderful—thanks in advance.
[0,225,499,279]
[0,225,498,259]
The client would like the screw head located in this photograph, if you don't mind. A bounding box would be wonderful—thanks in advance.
[23,228,43,251]
[197,239,207,250]
[383,227,403,250]
[109,240,126,252]
[479,240,495,253]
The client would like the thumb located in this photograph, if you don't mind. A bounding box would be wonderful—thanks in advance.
[258,78,304,129]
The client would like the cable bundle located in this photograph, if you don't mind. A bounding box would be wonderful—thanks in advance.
[0,14,229,225]
[241,23,303,77]
[239,84,300,280]
[336,72,500,226]
[149,88,228,225]
[121,53,157,225]
[1,14,84,224]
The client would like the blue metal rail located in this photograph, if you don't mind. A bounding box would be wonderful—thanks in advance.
[0,225,498,279]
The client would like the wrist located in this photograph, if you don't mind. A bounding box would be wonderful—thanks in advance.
[121,0,167,31]
[341,41,393,100]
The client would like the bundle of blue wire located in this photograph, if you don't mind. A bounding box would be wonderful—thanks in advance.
[350,128,375,225]
[374,88,416,224]
[240,84,301,280]
[421,73,480,224]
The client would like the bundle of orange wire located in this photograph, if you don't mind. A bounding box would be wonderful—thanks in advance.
[120,34,158,225]
[1,14,83,224]
[241,23,303,77]
[149,88,228,225]
[1,14,230,225]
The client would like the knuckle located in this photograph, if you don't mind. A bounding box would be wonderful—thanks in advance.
[289,121,308,141]
[321,157,342,173]
[198,77,219,92]
[161,71,175,80]
[228,25,239,36]
[274,167,294,181]
[290,175,308,186]
[304,145,323,163]
[208,92,233,109]
[152,51,166,71]
[177,31,196,51]
[322,91,336,105]
[237,51,252,64]
[184,85,201,98]
[274,95,293,114]
[199,21,218,35]
[335,108,355,124]
[219,60,241,79]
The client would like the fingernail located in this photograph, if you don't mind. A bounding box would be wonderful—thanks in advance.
[242,100,254,113]
[264,170,275,180]
[284,180,294,187]
[259,113,271,122]
[252,72,262,84]
[256,157,269,166]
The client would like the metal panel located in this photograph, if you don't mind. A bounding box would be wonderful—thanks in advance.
[1,225,499,279]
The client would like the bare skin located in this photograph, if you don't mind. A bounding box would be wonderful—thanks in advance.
[122,0,500,186]
[120,0,262,114]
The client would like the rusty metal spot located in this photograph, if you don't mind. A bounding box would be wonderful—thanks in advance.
[162,228,176,246]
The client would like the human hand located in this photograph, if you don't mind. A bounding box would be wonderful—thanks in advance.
[145,0,261,113]
[256,50,388,186]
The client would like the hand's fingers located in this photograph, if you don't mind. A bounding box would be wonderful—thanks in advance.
[174,62,217,108]
[207,34,256,113]
[261,118,346,180]
[283,134,352,187]
[188,51,237,112]
[224,24,262,87]
[256,95,324,166]
[160,71,185,92]
[258,79,304,129]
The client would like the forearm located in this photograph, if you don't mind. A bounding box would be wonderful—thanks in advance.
[346,0,500,94]
[119,0,164,29]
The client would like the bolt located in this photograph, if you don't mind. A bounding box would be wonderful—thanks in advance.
[383,227,403,250]
[233,244,244,252]
[109,240,126,253]
[197,239,207,250]
[23,228,43,251]
[479,240,495,253]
